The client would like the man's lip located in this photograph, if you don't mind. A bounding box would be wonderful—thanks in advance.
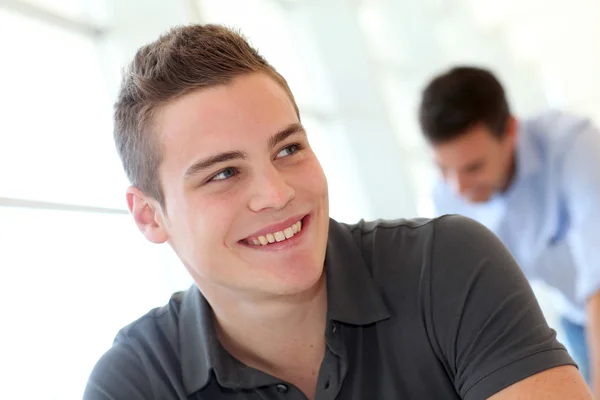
[242,214,308,240]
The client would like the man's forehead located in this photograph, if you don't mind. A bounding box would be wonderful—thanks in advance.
[154,74,300,171]
[158,119,303,176]
[433,143,488,170]
[158,80,295,137]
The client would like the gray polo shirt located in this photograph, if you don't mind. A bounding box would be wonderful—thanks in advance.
[84,215,574,399]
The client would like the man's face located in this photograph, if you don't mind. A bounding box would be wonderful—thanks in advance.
[432,122,516,203]
[133,73,329,299]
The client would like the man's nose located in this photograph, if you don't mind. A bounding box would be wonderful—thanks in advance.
[247,165,295,212]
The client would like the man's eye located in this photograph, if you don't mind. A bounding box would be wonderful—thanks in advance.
[210,167,237,182]
[465,163,483,173]
[276,144,300,159]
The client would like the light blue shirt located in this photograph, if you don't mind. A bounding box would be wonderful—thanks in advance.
[434,110,600,325]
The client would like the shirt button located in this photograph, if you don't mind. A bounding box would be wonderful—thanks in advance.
[276,383,288,393]
[332,323,337,334]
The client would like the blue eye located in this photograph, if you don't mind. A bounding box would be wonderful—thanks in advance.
[276,144,299,158]
[210,167,237,182]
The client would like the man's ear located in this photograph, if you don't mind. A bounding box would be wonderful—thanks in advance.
[126,186,168,244]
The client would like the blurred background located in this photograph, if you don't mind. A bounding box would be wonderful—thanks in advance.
[1,0,600,397]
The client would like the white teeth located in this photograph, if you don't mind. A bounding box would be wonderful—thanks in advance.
[274,231,286,242]
[248,219,304,246]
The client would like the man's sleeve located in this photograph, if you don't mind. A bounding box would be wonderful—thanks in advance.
[560,120,600,304]
[429,215,576,400]
[83,343,154,400]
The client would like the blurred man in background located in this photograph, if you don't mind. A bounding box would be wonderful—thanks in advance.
[419,65,600,397]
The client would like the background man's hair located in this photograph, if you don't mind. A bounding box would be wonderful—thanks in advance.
[418,66,510,144]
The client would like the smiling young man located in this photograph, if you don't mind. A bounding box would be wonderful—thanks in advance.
[419,66,600,398]
[83,26,592,399]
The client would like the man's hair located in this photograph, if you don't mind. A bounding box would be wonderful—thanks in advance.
[418,66,510,144]
[114,24,299,207]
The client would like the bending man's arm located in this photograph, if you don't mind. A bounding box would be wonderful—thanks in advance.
[560,118,600,397]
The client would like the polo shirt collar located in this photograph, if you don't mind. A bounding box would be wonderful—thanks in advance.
[179,283,281,394]
[324,219,391,325]
[179,218,391,395]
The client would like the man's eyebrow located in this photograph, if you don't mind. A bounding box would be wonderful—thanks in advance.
[183,123,305,180]
[435,158,485,171]
[268,123,306,148]
[183,151,247,180]
[463,159,485,172]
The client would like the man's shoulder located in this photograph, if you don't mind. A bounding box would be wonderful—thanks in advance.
[343,214,474,239]
[338,214,479,271]
[114,290,186,346]
[84,290,190,399]
[523,109,595,145]
[346,216,436,233]
[342,216,433,250]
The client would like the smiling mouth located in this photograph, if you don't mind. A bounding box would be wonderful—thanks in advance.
[245,218,304,246]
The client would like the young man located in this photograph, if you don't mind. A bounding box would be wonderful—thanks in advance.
[419,65,600,398]
[83,26,591,399]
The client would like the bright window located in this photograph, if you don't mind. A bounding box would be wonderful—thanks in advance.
[0,7,127,209]
[0,206,188,398]
[0,3,189,398]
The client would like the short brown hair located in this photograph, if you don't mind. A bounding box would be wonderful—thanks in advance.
[419,66,510,144]
[114,24,299,207]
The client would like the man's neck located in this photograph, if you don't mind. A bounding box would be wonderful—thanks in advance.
[206,274,328,375]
